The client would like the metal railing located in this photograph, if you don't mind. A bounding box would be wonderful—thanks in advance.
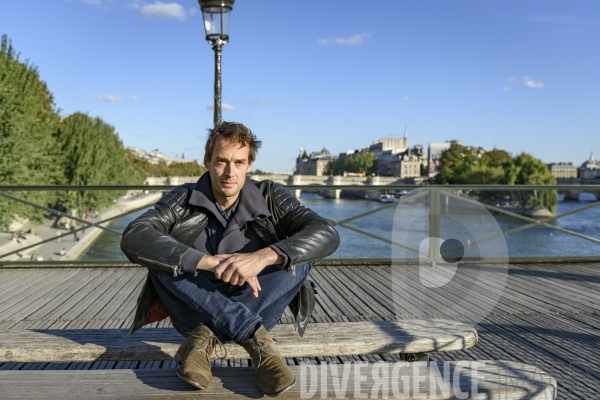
[1,184,599,266]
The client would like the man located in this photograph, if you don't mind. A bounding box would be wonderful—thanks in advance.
[120,122,339,396]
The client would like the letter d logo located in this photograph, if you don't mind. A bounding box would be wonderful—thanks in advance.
[391,188,509,328]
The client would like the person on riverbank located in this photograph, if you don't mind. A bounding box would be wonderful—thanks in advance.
[120,121,339,396]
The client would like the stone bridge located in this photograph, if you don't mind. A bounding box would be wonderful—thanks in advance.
[556,178,600,201]
[146,175,406,198]
[144,175,600,200]
[248,174,405,198]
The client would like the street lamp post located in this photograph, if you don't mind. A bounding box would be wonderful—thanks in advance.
[198,0,235,127]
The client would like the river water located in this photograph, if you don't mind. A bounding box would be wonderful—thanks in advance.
[80,191,600,261]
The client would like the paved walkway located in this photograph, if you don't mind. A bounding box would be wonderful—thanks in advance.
[0,192,162,262]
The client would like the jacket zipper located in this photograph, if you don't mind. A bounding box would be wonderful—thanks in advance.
[138,256,179,276]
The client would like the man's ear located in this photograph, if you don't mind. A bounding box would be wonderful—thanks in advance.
[246,161,253,174]
[203,157,209,170]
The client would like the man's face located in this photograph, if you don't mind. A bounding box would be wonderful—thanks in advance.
[204,136,253,207]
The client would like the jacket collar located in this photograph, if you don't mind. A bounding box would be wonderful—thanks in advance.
[189,172,271,227]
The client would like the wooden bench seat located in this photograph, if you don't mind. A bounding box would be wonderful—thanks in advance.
[0,361,556,399]
[0,319,477,362]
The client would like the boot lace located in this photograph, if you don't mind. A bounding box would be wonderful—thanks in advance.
[248,335,279,366]
[190,333,228,361]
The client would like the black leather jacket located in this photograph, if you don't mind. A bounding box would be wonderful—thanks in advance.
[120,179,340,335]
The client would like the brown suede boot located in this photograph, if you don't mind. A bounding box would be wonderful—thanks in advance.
[173,324,226,390]
[242,325,296,396]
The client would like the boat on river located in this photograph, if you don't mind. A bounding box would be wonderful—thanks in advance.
[375,193,396,203]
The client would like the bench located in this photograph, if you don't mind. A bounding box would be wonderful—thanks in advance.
[0,321,558,399]
[0,361,557,399]
[0,319,477,362]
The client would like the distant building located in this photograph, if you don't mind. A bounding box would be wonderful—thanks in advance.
[295,148,337,176]
[367,137,409,156]
[579,153,600,179]
[338,128,415,177]
[298,128,429,178]
[127,147,189,165]
[428,140,461,177]
[398,145,428,179]
[547,162,578,179]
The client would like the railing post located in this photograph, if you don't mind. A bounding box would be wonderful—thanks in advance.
[429,187,441,262]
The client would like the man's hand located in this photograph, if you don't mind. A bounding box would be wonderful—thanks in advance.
[214,247,284,297]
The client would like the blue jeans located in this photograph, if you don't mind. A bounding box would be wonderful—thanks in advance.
[150,262,313,344]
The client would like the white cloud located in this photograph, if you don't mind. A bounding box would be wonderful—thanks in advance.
[73,0,116,8]
[506,77,517,82]
[522,76,545,89]
[206,103,235,112]
[138,2,186,20]
[97,94,122,102]
[402,96,410,101]
[250,100,273,106]
[502,85,512,91]
[188,7,199,16]
[335,33,371,46]
[317,33,371,46]
[130,95,139,101]
[80,0,103,6]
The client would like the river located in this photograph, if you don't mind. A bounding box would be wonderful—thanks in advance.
[79,191,600,261]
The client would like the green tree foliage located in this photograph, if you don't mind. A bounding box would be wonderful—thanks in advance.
[0,35,62,226]
[162,161,206,177]
[54,112,143,215]
[125,149,205,177]
[434,143,557,213]
[435,144,480,184]
[251,169,273,175]
[325,152,378,175]
[502,153,558,213]
[483,149,511,168]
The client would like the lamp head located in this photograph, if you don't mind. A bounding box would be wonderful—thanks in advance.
[198,0,235,44]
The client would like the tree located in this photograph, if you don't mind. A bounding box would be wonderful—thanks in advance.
[166,161,206,177]
[434,144,479,184]
[324,152,378,175]
[433,144,557,213]
[252,169,272,175]
[502,153,558,213]
[483,149,511,168]
[125,150,206,177]
[346,152,378,174]
[54,112,143,215]
[0,35,62,227]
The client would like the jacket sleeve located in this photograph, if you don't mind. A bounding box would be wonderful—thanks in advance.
[120,185,204,276]
[265,182,340,268]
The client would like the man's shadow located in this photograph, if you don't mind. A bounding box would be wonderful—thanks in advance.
[132,366,263,398]
[32,328,263,397]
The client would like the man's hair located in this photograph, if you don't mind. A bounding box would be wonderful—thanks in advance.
[204,121,262,163]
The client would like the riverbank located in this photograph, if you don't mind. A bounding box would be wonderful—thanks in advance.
[0,192,163,263]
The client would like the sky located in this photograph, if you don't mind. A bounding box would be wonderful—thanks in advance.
[2,0,599,173]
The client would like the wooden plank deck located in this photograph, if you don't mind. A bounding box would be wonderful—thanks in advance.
[0,262,599,399]
[0,361,557,399]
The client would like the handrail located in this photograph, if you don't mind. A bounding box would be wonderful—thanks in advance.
[1,184,600,190]
[1,184,599,265]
